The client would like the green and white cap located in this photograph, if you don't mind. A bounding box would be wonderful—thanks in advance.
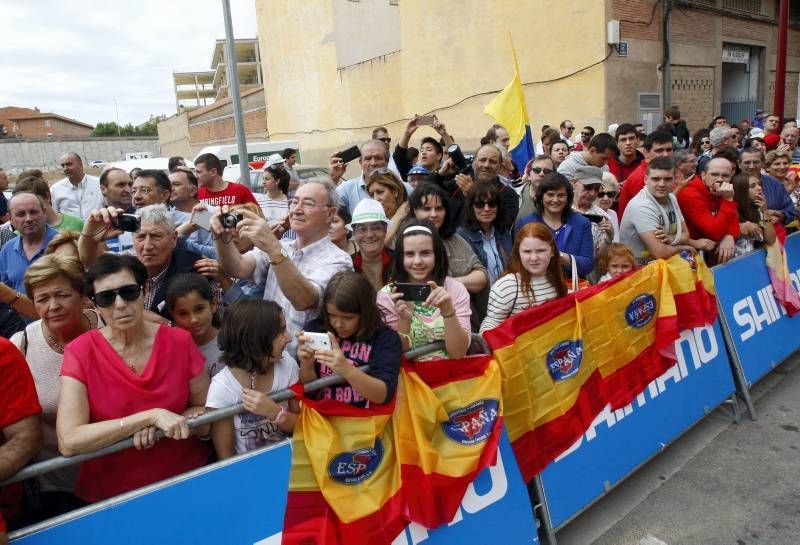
[346,198,392,231]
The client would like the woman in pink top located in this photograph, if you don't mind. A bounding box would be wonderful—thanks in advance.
[57,254,210,502]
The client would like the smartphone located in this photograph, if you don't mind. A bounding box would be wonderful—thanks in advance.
[112,213,140,232]
[337,145,361,164]
[191,209,213,231]
[394,282,431,302]
[583,213,605,224]
[416,114,436,126]
[305,332,332,352]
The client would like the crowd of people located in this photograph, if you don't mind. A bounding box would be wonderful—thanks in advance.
[0,105,798,539]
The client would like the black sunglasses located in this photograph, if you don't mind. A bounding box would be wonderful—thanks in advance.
[598,190,618,198]
[473,200,498,209]
[92,284,142,308]
[378,137,391,143]
[530,167,554,175]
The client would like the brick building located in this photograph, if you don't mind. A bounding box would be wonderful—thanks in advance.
[0,106,93,138]
[157,86,267,158]
[607,0,800,133]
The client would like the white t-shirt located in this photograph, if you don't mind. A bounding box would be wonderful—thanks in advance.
[619,189,684,263]
[205,355,299,454]
[199,337,223,377]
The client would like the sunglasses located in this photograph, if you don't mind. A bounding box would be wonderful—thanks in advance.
[530,167,554,175]
[92,284,142,308]
[473,201,498,209]
[598,191,618,198]
[378,137,391,143]
[565,127,575,131]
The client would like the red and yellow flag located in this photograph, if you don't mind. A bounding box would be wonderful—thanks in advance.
[282,385,408,545]
[393,354,503,529]
[483,260,680,482]
[765,240,800,316]
[665,251,717,331]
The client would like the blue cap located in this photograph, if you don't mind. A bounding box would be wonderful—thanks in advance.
[408,165,430,176]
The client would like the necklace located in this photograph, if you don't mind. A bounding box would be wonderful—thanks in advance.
[46,312,91,354]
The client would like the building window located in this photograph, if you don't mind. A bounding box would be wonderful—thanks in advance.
[722,0,761,15]
[44,120,51,128]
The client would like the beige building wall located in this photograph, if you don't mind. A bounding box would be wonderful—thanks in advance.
[256,0,609,172]
[157,112,192,158]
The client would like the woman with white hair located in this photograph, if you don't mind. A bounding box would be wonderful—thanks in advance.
[597,172,620,242]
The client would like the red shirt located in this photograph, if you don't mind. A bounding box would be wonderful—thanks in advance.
[676,177,741,241]
[0,339,41,532]
[61,326,209,502]
[608,151,645,184]
[198,182,257,208]
[618,161,648,219]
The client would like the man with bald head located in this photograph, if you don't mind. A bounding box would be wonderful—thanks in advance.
[50,151,104,220]
[0,193,58,294]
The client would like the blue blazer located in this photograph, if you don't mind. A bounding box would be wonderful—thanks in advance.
[457,225,513,273]
[515,211,594,277]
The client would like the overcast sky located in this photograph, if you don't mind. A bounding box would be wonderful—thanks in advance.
[0,0,258,126]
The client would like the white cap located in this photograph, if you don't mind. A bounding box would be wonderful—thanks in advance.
[346,198,392,231]
[607,123,619,136]
[264,153,285,169]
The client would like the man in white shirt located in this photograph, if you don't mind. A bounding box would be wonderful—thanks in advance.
[211,178,353,356]
[50,152,104,220]
[619,157,694,264]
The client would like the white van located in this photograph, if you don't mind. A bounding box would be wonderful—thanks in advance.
[195,140,300,168]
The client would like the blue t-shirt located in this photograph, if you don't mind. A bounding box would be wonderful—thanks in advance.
[0,226,58,292]
[305,318,402,407]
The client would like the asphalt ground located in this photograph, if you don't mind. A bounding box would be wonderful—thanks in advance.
[554,352,800,545]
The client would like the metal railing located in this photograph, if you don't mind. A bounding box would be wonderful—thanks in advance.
[1,339,466,487]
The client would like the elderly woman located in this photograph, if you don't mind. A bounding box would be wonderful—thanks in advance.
[57,254,210,503]
[348,198,393,291]
[10,254,101,520]
[765,150,800,208]
[597,172,621,242]
[45,230,81,257]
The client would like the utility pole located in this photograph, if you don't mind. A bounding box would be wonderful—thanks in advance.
[774,0,789,126]
[222,0,249,184]
[662,0,672,112]
[114,98,121,136]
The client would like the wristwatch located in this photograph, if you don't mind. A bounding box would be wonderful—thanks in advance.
[268,247,289,265]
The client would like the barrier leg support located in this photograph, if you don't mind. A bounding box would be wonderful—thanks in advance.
[717,305,758,421]
[529,475,557,545]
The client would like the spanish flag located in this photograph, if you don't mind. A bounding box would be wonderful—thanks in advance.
[483,260,680,481]
[393,355,503,529]
[282,385,408,545]
[483,34,534,169]
[665,251,717,330]
[765,240,800,316]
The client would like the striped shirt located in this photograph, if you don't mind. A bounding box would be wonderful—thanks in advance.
[479,273,559,333]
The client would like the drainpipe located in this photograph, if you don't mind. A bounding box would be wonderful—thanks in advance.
[662,0,672,111]
[774,0,789,127]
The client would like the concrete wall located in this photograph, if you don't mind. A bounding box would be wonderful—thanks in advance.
[255,0,608,172]
[0,137,160,174]
[157,113,192,159]
[331,0,401,68]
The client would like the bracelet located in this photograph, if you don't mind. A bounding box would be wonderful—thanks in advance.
[81,226,108,239]
[268,405,288,425]
[119,418,124,430]
[397,332,412,345]
[441,310,456,319]
[8,291,21,306]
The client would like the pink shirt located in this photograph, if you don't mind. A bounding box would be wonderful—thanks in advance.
[61,325,209,502]
[377,277,471,361]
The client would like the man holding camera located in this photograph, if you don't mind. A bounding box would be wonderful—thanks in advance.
[78,204,219,318]
[211,179,353,356]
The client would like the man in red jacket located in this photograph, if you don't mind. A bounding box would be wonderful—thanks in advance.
[618,131,674,218]
[676,157,740,264]
[608,123,645,182]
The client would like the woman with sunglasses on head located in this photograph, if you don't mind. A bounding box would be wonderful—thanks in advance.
[9,255,100,523]
[56,254,210,503]
[457,182,513,284]
[366,168,408,234]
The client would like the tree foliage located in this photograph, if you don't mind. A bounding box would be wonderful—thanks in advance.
[91,120,158,137]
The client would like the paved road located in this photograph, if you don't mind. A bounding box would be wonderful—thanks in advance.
[555,354,800,545]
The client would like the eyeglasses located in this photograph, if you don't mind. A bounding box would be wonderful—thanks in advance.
[92,284,142,308]
[598,191,618,198]
[289,198,329,210]
[530,167,554,175]
[352,222,386,234]
[473,201,498,209]
[131,187,153,195]
[378,137,391,144]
